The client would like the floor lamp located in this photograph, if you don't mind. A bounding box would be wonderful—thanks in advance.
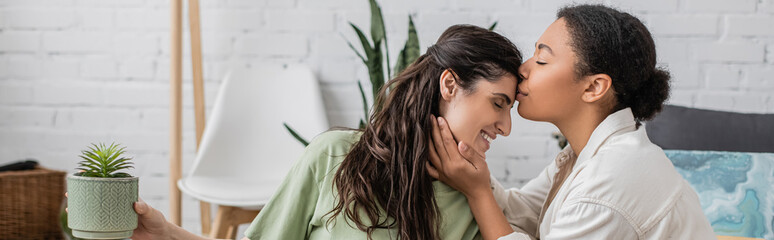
[169,0,209,233]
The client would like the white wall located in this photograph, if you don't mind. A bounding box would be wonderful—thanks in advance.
[1,0,772,235]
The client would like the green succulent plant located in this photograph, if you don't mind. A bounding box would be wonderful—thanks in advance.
[75,143,134,178]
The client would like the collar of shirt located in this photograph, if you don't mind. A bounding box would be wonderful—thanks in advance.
[565,108,637,170]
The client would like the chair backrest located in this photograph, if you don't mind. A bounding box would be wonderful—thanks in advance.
[188,64,329,183]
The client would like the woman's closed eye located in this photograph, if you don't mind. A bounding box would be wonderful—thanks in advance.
[491,93,513,110]
[493,99,507,109]
[536,61,547,65]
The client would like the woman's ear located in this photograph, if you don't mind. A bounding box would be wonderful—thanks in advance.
[581,73,612,103]
[439,69,458,101]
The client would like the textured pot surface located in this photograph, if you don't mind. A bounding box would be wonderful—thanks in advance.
[66,175,138,239]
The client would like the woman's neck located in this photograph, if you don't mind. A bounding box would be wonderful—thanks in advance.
[554,109,608,157]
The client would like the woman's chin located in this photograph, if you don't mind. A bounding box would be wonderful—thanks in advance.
[478,138,490,153]
[516,107,543,122]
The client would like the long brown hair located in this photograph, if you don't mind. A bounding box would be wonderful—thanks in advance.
[328,25,522,240]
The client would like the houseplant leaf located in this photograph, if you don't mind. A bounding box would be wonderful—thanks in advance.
[369,0,385,48]
[350,23,375,61]
[345,38,367,63]
[394,15,419,77]
[367,39,385,113]
[357,81,369,122]
[284,123,310,146]
[351,21,385,115]
[368,0,390,78]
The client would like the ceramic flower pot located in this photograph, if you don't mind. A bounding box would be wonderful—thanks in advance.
[66,175,139,239]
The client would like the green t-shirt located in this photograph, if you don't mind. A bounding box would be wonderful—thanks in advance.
[244,130,481,240]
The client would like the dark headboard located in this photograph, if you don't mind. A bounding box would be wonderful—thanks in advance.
[645,105,774,153]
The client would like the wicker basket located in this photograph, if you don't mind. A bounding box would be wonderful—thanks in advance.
[0,167,67,240]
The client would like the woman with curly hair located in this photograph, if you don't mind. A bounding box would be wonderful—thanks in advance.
[242,24,523,240]
[428,5,715,240]
[95,24,523,240]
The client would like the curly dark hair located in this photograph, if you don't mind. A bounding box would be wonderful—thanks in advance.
[558,4,670,121]
[327,25,522,240]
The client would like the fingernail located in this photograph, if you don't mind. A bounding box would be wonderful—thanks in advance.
[461,143,468,151]
[437,117,444,126]
[135,202,147,213]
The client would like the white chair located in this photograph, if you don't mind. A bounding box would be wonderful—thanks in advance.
[177,64,329,238]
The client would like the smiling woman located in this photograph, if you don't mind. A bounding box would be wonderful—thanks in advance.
[68,23,523,240]
[242,24,523,240]
[438,67,516,154]
[427,4,716,240]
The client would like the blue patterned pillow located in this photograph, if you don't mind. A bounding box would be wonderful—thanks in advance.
[665,150,774,239]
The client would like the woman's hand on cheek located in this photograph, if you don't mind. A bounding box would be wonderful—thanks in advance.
[426,116,492,199]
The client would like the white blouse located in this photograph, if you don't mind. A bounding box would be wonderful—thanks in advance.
[492,108,716,240]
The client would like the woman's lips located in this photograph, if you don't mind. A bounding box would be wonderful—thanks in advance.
[480,131,492,151]
[480,134,490,151]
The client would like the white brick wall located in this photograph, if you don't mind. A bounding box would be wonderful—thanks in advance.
[1,0,772,236]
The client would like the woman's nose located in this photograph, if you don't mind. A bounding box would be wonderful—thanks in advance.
[497,113,512,137]
[518,59,531,80]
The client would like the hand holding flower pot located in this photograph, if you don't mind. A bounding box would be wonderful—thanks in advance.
[66,143,138,239]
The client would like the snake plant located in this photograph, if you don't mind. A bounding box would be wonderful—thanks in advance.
[284,0,420,145]
[75,143,134,178]
[285,0,499,146]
